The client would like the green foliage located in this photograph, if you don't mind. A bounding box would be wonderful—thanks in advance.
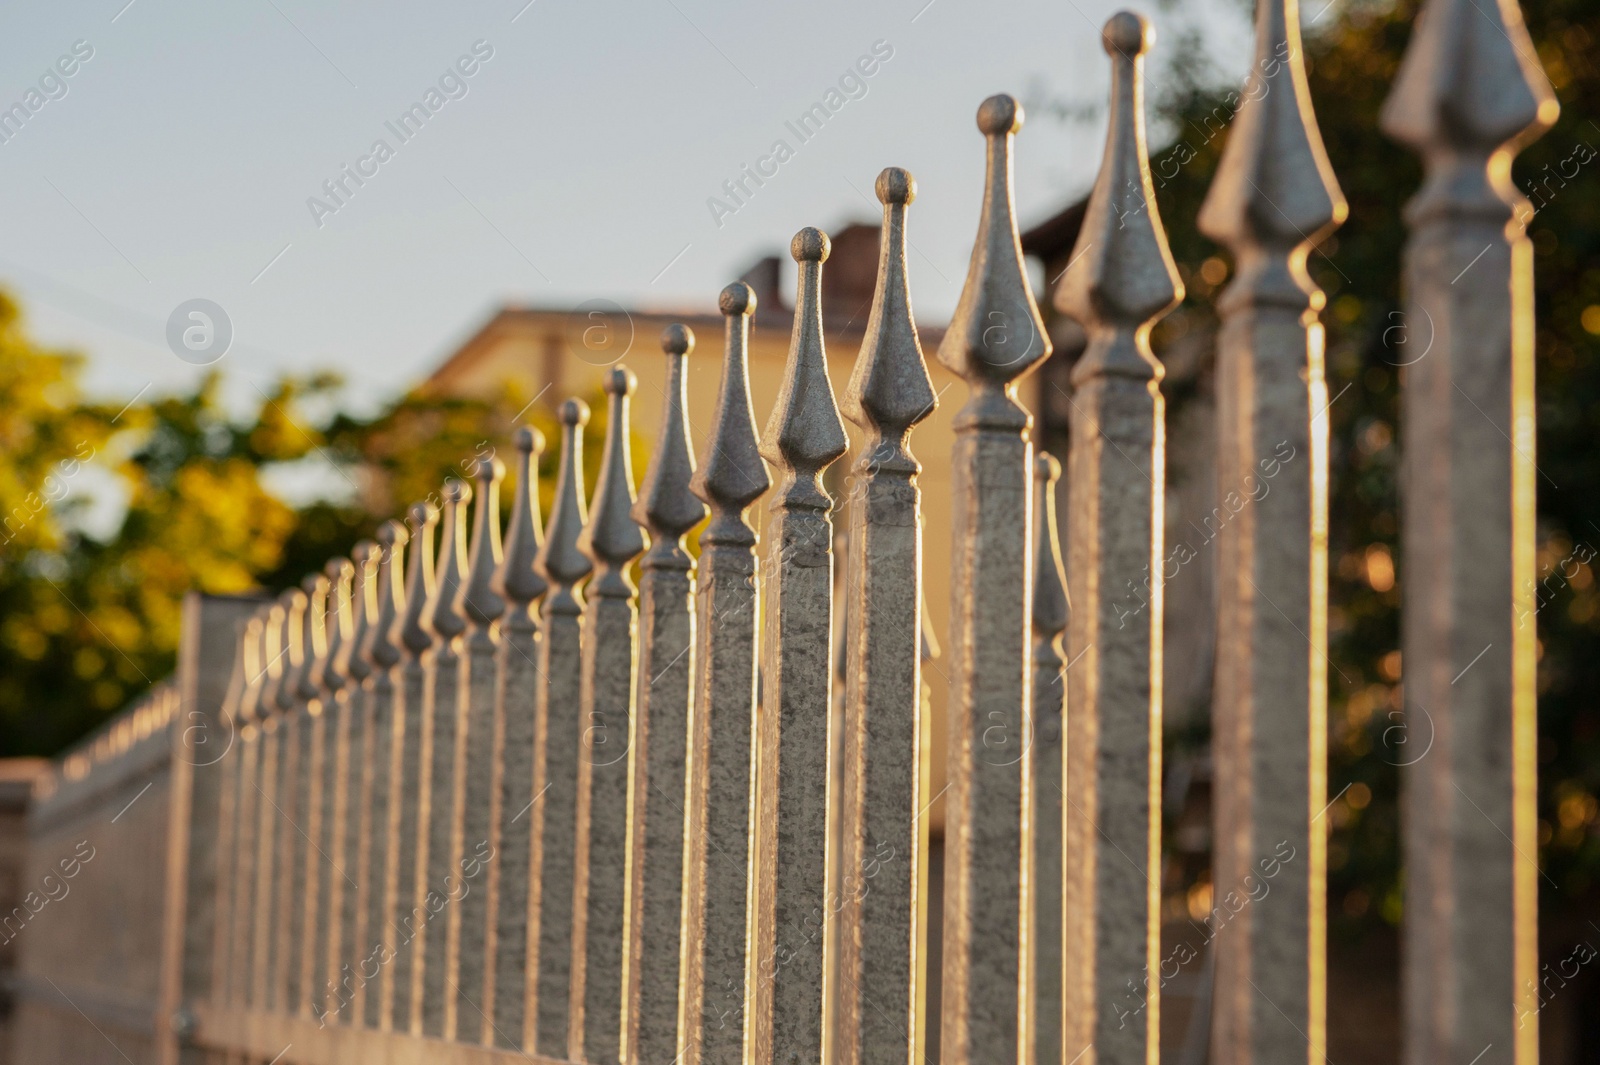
[0,308,630,758]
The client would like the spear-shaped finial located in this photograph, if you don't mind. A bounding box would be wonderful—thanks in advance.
[763,228,848,507]
[692,282,771,539]
[318,557,354,695]
[424,479,471,650]
[339,541,377,685]
[1053,14,1182,379]
[461,457,507,632]
[938,97,1051,421]
[536,400,595,593]
[366,521,409,674]
[1380,0,1556,171]
[396,503,439,660]
[636,326,707,563]
[297,573,327,703]
[495,428,549,619]
[1197,0,1344,261]
[846,177,937,465]
[1032,454,1068,646]
[579,368,647,594]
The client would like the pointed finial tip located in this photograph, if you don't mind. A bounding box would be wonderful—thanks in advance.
[474,456,504,484]
[604,366,637,396]
[560,398,591,427]
[791,227,830,263]
[1103,11,1151,57]
[1035,451,1061,481]
[662,323,695,356]
[720,281,756,317]
[514,425,546,454]
[977,94,1023,135]
[407,501,438,529]
[875,167,916,206]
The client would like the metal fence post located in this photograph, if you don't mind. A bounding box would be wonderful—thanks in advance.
[531,399,594,1056]
[574,369,647,1065]
[1196,0,1346,1056]
[357,520,407,1028]
[937,94,1052,1065]
[414,479,470,1036]
[679,282,770,1065]
[487,428,549,1048]
[1052,15,1182,1065]
[451,457,507,1041]
[1382,2,1555,1061]
[750,229,849,1065]
[1029,454,1067,1065]
[623,327,706,1065]
[384,502,436,1031]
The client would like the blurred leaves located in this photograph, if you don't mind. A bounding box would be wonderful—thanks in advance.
[0,304,554,754]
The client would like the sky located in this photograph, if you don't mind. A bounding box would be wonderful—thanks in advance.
[0,0,1260,416]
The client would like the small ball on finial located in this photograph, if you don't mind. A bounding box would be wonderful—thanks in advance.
[719,281,756,317]
[406,503,437,533]
[662,323,694,356]
[475,456,504,483]
[302,573,322,594]
[791,227,830,263]
[378,520,407,561]
[325,557,353,581]
[353,540,376,564]
[1102,11,1151,57]
[1035,452,1061,481]
[560,398,591,428]
[876,167,916,206]
[514,426,545,455]
[977,94,1023,136]
[443,478,471,506]
[604,366,637,396]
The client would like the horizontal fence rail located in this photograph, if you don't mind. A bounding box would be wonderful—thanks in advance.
[9,5,1552,1065]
